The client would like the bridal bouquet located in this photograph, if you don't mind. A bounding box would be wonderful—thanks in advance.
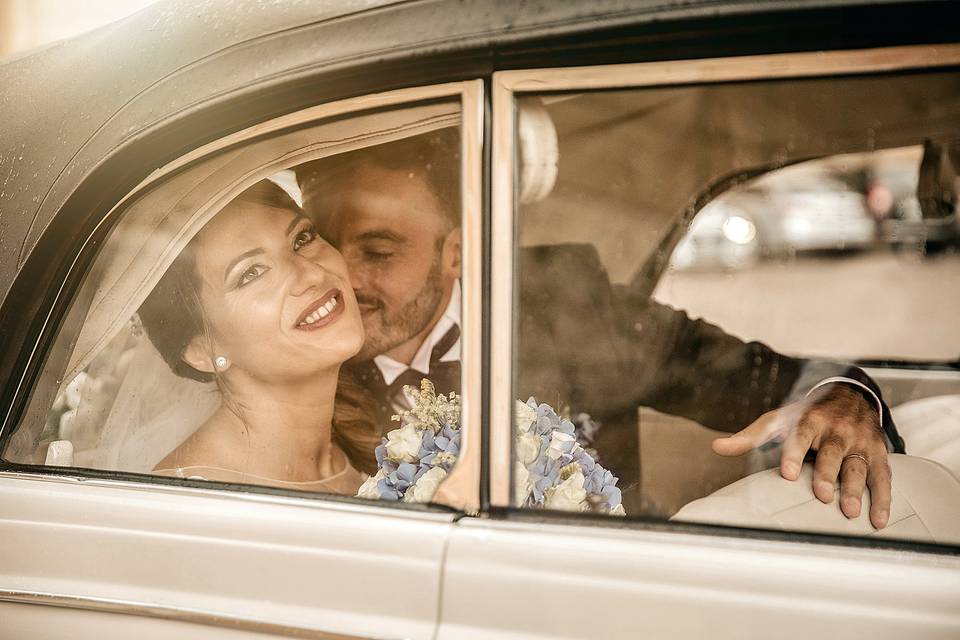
[357,379,625,515]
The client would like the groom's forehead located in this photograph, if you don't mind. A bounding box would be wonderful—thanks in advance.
[329,164,447,235]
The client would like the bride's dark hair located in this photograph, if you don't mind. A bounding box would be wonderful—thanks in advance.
[138,180,380,473]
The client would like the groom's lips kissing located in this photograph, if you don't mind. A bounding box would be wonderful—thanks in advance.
[294,288,344,331]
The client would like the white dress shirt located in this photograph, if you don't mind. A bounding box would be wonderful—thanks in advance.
[374,280,461,409]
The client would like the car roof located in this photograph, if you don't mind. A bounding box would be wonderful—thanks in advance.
[0,0,941,301]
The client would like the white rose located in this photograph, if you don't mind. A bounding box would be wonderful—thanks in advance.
[544,471,588,512]
[356,471,385,500]
[514,400,537,433]
[515,432,541,466]
[514,463,534,505]
[384,424,423,463]
[404,467,447,503]
[545,431,576,460]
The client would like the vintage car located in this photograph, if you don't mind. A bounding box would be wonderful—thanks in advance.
[1,1,959,638]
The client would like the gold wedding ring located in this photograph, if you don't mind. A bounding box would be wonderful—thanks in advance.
[843,453,869,466]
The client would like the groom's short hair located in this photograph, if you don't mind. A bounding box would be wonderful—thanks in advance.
[296,127,461,237]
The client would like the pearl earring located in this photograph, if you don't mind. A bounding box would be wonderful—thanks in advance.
[214,356,228,370]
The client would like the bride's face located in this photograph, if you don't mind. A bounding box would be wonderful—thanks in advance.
[189,200,364,383]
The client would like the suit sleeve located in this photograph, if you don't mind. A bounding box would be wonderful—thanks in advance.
[516,243,903,452]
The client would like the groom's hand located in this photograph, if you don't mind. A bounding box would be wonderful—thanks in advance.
[711,383,891,529]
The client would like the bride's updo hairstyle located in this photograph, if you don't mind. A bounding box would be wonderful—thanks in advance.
[138,180,380,473]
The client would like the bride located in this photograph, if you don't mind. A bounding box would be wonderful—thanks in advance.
[138,180,377,493]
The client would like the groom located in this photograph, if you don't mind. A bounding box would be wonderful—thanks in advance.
[296,129,902,528]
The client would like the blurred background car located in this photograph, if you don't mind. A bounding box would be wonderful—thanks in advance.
[671,166,877,270]
[671,143,959,271]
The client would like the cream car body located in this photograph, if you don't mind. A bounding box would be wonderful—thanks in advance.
[1,1,958,638]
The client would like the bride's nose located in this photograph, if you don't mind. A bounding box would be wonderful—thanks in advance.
[288,252,330,297]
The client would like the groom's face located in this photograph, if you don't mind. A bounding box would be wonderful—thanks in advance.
[320,164,457,362]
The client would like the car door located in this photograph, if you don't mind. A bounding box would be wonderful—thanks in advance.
[0,81,485,640]
[438,44,960,639]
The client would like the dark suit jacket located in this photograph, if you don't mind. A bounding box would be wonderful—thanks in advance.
[516,243,904,500]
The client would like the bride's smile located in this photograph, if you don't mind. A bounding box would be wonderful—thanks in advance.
[295,288,345,330]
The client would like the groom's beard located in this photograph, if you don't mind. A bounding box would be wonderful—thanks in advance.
[353,252,445,362]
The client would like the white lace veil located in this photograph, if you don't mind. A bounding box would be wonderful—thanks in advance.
[9,102,461,473]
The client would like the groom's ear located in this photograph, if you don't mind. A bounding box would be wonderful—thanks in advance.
[440,227,461,279]
[182,335,217,375]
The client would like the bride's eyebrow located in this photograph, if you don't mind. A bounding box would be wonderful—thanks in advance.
[223,248,264,284]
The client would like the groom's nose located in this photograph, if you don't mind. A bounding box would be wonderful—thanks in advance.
[344,256,374,293]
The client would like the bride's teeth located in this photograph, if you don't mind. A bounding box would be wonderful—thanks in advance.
[300,295,339,326]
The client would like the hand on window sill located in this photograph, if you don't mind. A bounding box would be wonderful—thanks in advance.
[711,383,891,529]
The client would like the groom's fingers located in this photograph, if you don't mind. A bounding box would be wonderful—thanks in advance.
[710,432,753,457]
[711,410,781,457]
[867,457,892,529]
[811,433,846,503]
[839,455,868,518]
[779,414,817,481]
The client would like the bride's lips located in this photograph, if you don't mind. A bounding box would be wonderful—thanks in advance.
[294,288,345,331]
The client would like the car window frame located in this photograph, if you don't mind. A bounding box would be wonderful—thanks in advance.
[488,43,960,554]
[0,80,485,516]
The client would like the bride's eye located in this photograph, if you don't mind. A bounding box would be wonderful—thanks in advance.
[237,264,268,287]
[293,227,317,251]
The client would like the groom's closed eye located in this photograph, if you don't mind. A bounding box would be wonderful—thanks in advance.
[351,230,406,262]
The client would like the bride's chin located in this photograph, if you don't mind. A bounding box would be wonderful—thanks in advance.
[342,330,366,361]
[341,311,366,357]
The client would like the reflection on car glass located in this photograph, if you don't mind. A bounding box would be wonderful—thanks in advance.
[514,73,960,543]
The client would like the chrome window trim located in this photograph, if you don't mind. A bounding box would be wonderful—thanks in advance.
[488,43,960,508]
[4,81,484,515]
[0,588,385,640]
[436,80,484,514]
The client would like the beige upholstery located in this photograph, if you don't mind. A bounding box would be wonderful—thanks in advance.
[892,394,960,478]
[672,454,960,545]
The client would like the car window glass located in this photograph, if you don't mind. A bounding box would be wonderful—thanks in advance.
[3,101,466,505]
[511,68,960,546]
[659,145,960,362]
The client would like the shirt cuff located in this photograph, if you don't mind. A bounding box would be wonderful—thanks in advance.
[805,376,891,451]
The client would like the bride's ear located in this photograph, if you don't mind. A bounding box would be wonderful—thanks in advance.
[182,336,218,375]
